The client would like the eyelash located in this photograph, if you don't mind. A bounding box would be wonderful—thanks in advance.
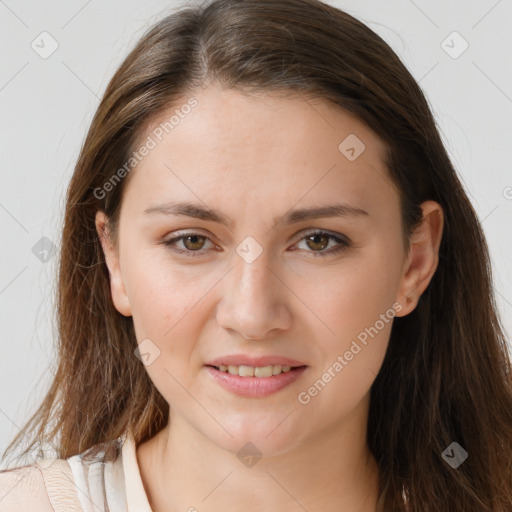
[161,230,350,259]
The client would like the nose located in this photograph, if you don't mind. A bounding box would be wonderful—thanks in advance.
[215,248,292,340]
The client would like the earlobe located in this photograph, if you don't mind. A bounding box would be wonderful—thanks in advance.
[95,211,132,317]
[395,201,444,317]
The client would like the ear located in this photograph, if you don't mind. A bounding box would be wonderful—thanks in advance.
[95,211,132,317]
[395,200,444,317]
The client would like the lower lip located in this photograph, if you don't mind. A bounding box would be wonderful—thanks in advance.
[205,365,308,398]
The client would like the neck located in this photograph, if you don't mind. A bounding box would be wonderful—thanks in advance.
[137,394,380,512]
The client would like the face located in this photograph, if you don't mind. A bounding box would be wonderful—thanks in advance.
[96,84,440,456]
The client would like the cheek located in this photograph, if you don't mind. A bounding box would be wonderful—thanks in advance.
[297,267,394,416]
[301,246,400,392]
[123,250,223,349]
[310,257,399,339]
[123,256,217,398]
[314,281,394,377]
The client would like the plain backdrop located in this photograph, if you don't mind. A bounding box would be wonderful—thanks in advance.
[1,0,511,464]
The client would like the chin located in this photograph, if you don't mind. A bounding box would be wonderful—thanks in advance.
[204,418,306,459]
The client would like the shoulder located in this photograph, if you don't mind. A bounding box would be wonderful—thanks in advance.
[0,464,55,511]
[0,436,127,512]
[0,458,85,512]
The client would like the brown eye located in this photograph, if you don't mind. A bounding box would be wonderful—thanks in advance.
[181,234,207,251]
[294,230,350,258]
[162,232,214,257]
[304,233,329,251]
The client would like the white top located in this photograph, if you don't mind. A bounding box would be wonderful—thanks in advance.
[0,431,152,511]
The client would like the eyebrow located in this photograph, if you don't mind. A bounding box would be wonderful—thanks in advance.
[144,200,369,228]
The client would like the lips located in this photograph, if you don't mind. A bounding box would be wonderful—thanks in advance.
[205,354,306,368]
[206,364,308,397]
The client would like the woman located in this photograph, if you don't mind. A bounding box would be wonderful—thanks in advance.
[1,0,511,510]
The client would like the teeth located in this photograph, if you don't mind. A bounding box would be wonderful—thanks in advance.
[216,364,293,377]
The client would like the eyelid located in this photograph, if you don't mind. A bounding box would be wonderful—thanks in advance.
[291,228,349,244]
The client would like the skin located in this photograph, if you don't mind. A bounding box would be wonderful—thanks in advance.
[96,84,443,512]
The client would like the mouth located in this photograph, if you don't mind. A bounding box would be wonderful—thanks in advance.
[204,364,308,398]
[206,363,306,378]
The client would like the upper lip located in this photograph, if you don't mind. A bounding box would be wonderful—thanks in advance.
[205,355,306,368]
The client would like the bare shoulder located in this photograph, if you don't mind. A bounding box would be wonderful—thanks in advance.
[0,463,56,511]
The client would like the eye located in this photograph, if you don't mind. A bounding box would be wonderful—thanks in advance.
[292,230,350,258]
[162,232,215,257]
[161,230,350,258]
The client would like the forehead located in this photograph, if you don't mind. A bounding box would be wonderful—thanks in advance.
[124,85,395,219]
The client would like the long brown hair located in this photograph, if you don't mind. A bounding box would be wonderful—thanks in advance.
[3,0,511,510]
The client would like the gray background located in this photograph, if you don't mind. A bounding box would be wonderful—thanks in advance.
[1,0,511,463]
